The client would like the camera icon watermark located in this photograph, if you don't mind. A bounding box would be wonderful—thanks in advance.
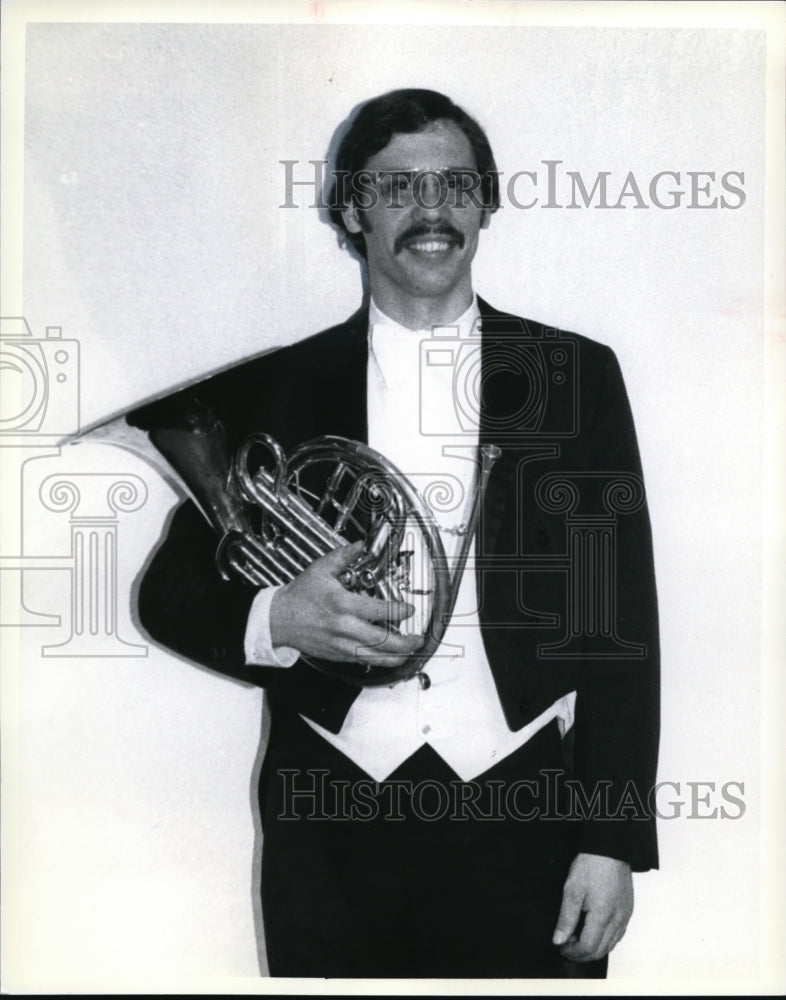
[0,317,80,439]
[418,317,578,441]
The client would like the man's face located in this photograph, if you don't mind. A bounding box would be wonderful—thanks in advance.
[342,120,490,322]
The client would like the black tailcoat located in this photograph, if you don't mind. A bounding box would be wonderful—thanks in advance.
[131,298,660,872]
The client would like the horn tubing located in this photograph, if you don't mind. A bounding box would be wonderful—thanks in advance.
[443,444,502,625]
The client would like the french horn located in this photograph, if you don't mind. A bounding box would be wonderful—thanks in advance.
[126,391,500,687]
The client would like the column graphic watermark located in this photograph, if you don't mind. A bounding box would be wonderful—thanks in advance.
[38,474,148,657]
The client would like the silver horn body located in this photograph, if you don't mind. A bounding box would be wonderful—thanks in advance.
[138,397,500,686]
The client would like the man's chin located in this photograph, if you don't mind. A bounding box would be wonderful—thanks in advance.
[396,245,469,288]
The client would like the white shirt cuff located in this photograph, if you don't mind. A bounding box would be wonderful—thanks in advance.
[244,585,300,667]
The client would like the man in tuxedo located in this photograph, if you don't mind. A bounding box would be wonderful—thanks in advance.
[132,89,659,978]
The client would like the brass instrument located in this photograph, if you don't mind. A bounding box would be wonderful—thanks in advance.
[130,393,500,687]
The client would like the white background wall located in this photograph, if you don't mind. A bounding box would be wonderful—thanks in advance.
[3,3,783,994]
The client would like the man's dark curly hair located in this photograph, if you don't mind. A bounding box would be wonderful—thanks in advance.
[327,89,500,258]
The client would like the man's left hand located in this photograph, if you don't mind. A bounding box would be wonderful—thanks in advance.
[552,852,633,962]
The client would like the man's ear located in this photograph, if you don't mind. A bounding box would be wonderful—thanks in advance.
[480,209,492,230]
[342,203,363,235]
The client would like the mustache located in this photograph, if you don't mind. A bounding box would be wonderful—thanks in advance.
[394,224,465,255]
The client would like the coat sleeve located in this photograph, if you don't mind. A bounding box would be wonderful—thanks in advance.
[571,346,661,872]
[137,498,360,732]
[138,498,259,681]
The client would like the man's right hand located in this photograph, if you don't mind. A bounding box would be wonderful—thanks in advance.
[268,541,424,668]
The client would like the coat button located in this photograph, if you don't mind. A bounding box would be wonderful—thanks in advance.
[211,645,225,663]
[518,697,531,715]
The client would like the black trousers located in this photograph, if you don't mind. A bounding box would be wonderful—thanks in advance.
[259,704,607,979]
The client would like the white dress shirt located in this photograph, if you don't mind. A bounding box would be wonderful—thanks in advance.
[245,297,575,781]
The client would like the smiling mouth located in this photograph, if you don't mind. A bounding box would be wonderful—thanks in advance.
[395,226,465,256]
[403,238,457,254]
